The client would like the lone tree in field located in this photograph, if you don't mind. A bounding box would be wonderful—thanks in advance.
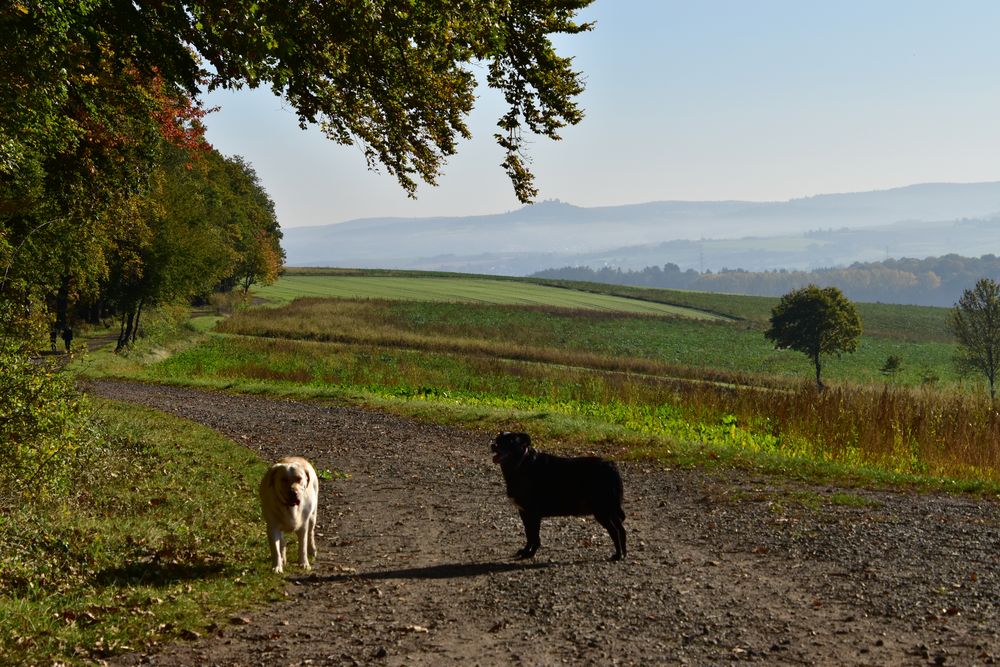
[765,285,863,391]
[950,278,1000,399]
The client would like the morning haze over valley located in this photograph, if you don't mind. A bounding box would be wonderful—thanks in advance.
[283,180,1000,306]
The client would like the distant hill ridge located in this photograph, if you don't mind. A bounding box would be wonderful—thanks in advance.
[282,181,1000,274]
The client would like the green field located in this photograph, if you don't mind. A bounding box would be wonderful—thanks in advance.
[218,295,959,387]
[245,273,959,387]
[255,275,727,320]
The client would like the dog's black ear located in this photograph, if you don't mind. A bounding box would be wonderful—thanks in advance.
[515,432,532,448]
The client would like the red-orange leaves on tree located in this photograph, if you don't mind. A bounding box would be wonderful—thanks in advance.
[148,74,213,159]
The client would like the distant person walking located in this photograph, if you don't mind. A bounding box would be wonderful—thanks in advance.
[61,326,73,353]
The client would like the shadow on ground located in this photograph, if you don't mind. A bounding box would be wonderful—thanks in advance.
[297,560,552,584]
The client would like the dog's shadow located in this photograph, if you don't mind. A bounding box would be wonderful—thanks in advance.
[297,560,552,583]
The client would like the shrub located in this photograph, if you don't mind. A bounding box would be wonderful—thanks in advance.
[0,337,98,509]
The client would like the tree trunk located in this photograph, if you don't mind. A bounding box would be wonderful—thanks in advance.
[116,308,135,352]
[131,299,144,344]
[813,353,824,392]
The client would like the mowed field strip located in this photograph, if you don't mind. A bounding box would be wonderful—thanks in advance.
[257,275,727,319]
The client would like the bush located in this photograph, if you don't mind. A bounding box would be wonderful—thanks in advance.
[0,337,98,508]
[208,290,249,316]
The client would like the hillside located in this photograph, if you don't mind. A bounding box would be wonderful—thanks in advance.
[281,182,1000,274]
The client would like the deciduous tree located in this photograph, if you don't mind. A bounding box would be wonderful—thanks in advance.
[212,155,284,297]
[764,285,863,390]
[105,145,280,350]
[950,278,1000,399]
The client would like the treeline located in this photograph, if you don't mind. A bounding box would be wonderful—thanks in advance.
[532,254,1000,307]
[1,4,284,353]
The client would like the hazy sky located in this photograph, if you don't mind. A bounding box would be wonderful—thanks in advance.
[202,1,1000,228]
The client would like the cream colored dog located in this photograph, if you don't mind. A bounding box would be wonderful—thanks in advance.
[259,456,319,573]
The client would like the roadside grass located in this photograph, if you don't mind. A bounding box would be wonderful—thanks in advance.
[72,307,214,380]
[0,400,281,665]
[142,334,1000,490]
[72,273,990,508]
[189,314,224,333]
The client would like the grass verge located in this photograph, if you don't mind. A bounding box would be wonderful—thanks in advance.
[101,336,997,496]
[0,400,281,665]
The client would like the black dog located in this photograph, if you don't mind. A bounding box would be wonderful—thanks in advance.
[491,432,626,561]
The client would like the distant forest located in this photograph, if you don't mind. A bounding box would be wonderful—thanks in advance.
[531,254,1000,307]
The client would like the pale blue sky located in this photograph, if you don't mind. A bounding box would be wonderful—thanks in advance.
[202,1,1000,228]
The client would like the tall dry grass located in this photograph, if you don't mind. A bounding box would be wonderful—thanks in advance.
[678,381,1000,479]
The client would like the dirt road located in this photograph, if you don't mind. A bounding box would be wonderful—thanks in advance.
[88,379,1000,666]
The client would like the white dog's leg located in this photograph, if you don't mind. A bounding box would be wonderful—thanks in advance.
[296,524,311,570]
[307,512,318,560]
[268,527,285,573]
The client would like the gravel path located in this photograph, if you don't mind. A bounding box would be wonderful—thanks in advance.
[87,379,1000,666]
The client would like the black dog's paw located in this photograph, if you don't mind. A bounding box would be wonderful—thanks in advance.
[515,548,535,560]
[609,553,624,562]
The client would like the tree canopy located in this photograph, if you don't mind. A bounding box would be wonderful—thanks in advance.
[950,277,1000,399]
[764,285,863,390]
[2,0,594,207]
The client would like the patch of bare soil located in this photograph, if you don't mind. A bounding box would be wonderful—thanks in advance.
[88,379,1000,666]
